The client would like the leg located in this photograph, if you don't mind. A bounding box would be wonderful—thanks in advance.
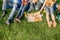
[6,3,18,25]
[50,7,57,27]
[2,0,8,11]
[14,4,23,22]
[16,4,23,18]
[1,0,8,17]
[15,4,29,22]
[21,3,29,17]
[28,2,34,12]
[45,6,52,27]
[20,4,28,18]
[35,1,43,10]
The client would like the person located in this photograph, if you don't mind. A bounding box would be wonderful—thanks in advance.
[38,0,57,27]
[2,0,21,25]
[14,0,29,22]
[56,4,60,20]
[45,0,57,27]
[1,0,8,17]
[28,0,43,12]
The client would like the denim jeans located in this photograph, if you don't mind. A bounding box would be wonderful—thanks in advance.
[2,0,18,10]
[8,3,18,20]
[28,0,43,12]
[36,2,43,10]
[16,3,29,18]
[2,0,8,10]
[2,0,19,21]
[28,2,34,12]
[45,6,54,14]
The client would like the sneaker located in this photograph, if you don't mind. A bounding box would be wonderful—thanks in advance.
[5,20,11,25]
[14,18,21,22]
[1,10,6,18]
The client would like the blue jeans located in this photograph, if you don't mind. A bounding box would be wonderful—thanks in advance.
[36,2,43,10]
[16,3,29,18]
[2,0,8,10]
[2,0,19,21]
[28,2,34,12]
[45,6,54,14]
[28,1,43,12]
[8,3,18,20]
[2,0,18,10]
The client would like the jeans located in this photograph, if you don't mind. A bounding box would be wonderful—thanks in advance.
[28,1,43,12]
[2,0,8,10]
[8,3,18,20]
[28,2,34,12]
[45,6,54,14]
[2,0,18,10]
[16,3,29,18]
[2,0,19,21]
[36,2,43,10]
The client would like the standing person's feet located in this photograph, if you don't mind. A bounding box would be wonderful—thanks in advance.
[53,22,57,27]
[1,10,6,18]
[5,19,11,25]
[47,21,52,27]
[14,17,21,22]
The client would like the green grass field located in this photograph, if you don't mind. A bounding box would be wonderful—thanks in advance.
[0,0,60,40]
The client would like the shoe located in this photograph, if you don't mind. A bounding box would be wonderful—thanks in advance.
[1,10,6,18]
[14,17,21,22]
[5,20,11,25]
[48,21,52,27]
[53,22,57,27]
[14,18,21,22]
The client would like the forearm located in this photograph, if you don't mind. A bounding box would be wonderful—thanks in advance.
[39,0,47,13]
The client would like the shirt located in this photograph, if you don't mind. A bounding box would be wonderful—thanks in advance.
[22,0,29,5]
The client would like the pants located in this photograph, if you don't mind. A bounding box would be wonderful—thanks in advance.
[28,1,43,12]
[45,6,54,14]
[2,0,8,10]
[8,3,18,20]
[36,2,43,10]
[28,2,34,12]
[16,3,29,18]
[2,0,18,10]
[2,0,18,20]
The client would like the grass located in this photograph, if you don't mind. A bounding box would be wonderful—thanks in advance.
[0,0,60,40]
